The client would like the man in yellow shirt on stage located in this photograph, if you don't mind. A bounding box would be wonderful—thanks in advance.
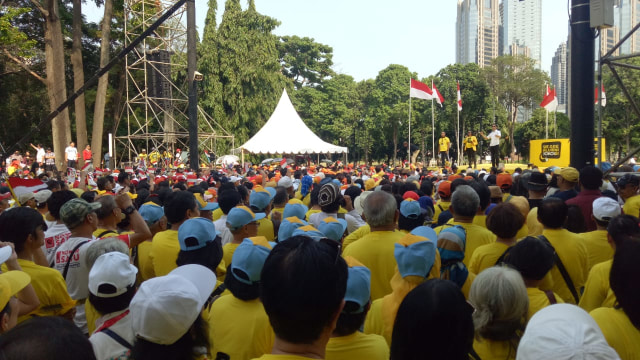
[463,130,478,168]
[438,132,451,167]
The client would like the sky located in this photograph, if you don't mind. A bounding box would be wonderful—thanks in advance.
[85,0,570,81]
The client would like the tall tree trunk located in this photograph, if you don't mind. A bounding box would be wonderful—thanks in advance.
[510,101,518,158]
[91,0,114,166]
[71,0,88,151]
[44,0,72,169]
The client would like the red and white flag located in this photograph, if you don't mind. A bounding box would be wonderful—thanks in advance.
[457,81,462,112]
[594,84,606,107]
[540,84,558,111]
[6,178,47,202]
[409,79,433,100]
[432,81,444,107]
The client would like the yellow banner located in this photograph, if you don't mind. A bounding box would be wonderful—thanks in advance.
[529,138,606,168]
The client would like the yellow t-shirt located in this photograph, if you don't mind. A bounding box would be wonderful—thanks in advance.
[326,331,389,360]
[472,214,487,229]
[438,137,451,152]
[515,224,528,241]
[591,307,640,360]
[526,287,563,321]
[256,217,275,241]
[3,259,76,323]
[460,271,475,299]
[251,355,317,360]
[434,221,496,267]
[209,296,274,360]
[85,299,99,335]
[268,207,284,220]
[542,228,589,304]
[579,260,616,312]
[304,209,321,221]
[363,298,384,342]
[581,230,614,271]
[342,230,406,300]
[212,208,224,222]
[526,208,543,236]
[464,135,478,151]
[433,201,451,224]
[342,224,371,250]
[473,338,517,360]
[468,241,511,275]
[149,229,180,277]
[623,194,640,218]
[135,240,155,283]
[220,243,240,282]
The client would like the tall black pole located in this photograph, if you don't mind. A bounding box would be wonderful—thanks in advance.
[569,0,595,169]
[187,0,199,171]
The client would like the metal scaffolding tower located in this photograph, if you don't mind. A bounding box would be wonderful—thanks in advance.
[117,0,232,167]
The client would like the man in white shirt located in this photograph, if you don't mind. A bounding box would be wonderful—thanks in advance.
[480,124,501,169]
[30,143,45,172]
[65,141,78,169]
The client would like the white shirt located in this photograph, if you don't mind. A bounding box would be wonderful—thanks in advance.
[308,210,366,235]
[487,130,501,147]
[89,310,134,360]
[213,215,233,246]
[36,148,45,163]
[65,146,78,161]
[43,222,71,267]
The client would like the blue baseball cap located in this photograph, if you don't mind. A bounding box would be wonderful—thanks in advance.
[399,198,426,219]
[278,216,308,241]
[291,225,326,241]
[250,186,276,211]
[317,217,347,242]
[230,237,272,285]
[343,256,371,314]
[194,193,219,211]
[139,202,164,225]
[394,226,437,278]
[178,217,220,251]
[226,206,265,230]
[282,201,308,220]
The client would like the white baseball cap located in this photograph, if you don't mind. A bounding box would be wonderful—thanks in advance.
[88,252,137,298]
[0,246,12,265]
[592,197,621,222]
[130,264,216,345]
[278,176,293,188]
[517,304,620,360]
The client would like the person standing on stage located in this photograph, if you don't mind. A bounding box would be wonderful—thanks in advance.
[463,131,478,169]
[438,132,451,167]
[480,124,501,169]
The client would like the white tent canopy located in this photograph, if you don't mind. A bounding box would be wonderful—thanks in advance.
[234,89,348,155]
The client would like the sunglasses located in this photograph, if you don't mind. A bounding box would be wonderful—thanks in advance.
[319,237,342,264]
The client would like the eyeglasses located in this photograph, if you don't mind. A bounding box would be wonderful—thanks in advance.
[319,238,342,264]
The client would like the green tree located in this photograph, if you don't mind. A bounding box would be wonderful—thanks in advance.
[484,55,548,157]
[277,35,334,89]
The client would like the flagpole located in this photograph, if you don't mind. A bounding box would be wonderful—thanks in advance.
[431,98,435,167]
[456,104,460,166]
[545,109,549,139]
[597,38,603,165]
[408,79,412,166]
[554,109,557,138]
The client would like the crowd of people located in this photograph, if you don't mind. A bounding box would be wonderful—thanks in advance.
[0,158,638,360]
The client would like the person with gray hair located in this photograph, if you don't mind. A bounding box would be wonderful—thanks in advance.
[343,191,405,300]
[469,266,529,360]
[434,185,496,267]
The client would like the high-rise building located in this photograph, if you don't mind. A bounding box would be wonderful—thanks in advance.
[501,0,542,67]
[551,42,568,106]
[456,0,500,68]
[617,0,640,54]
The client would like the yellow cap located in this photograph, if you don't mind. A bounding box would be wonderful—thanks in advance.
[0,271,31,310]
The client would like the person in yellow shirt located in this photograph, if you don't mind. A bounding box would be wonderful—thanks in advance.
[505,195,530,240]
[434,185,496,267]
[267,187,288,220]
[253,235,347,360]
[463,131,478,168]
[391,279,474,360]
[148,147,160,167]
[221,206,263,279]
[209,237,274,360]
[364,227,438,345]
[503,237,564,321]
[469,202,524,274]
[249,186,276,241]
[437,225,475,298]
[469,267,528,360]
[617,173,640,217]
[433,181,452,225]
[150,191,199,276]
[583,197,620,271]
[438,132,451,167]
[579,214,640,312]
[0,207,76,322]
[342,191,404,300]
[537,198,589,304]
[0,243,40,333]
[135,202,167,282]
[327,257,388,360]
[591,237,640,359]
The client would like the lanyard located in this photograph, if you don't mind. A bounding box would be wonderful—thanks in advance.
[94,310,130,333]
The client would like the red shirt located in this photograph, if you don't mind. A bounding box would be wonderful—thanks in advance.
[565,189,602,232]
[83,149,92,161]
